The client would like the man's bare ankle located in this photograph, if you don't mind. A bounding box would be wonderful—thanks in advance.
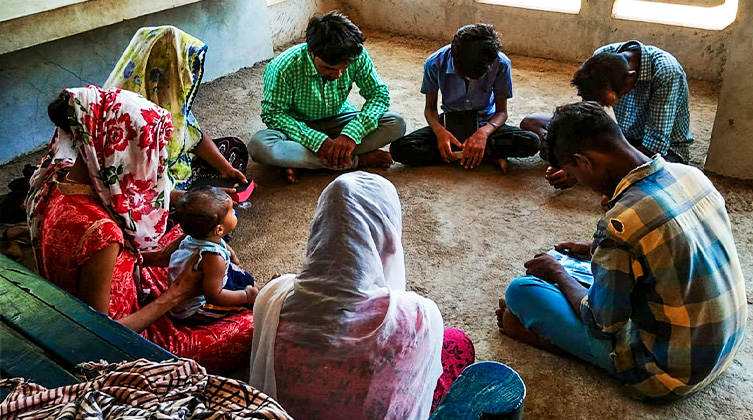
[280,167,300,184]
[358,150,393,169]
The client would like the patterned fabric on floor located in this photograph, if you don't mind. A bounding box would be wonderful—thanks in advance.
[0,358,291,420]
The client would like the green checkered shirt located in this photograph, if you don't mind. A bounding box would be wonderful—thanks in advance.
[261,43,390,152]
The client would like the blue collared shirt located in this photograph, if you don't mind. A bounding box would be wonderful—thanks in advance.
[421,45,512,120]
[595,41,693,162]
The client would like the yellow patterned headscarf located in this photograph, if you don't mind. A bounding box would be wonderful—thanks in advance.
[104,26,206,187]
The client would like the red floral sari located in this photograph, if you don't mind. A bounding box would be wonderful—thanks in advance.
[37,181,254,372]
[27,86,253,372]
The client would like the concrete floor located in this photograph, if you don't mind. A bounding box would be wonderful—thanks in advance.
[3,33,752,419]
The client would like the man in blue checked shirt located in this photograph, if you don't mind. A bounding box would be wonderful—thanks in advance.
[526,40,694,190]
[497,102,746,402]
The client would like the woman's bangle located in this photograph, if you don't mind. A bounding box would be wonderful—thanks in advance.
[488,121,501,130]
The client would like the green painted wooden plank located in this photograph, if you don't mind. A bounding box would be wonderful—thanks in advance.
[0,279,134,368]
[0,255,174,364]
[0,321,80,388]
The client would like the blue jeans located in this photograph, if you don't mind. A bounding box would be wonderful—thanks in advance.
[505,274,616,373]
[249,112,406,169]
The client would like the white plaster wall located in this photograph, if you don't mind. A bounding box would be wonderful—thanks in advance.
[337,0,733,82]
[705,1,753,178]
[268,0,338,49]
[0,0,273,163]
[1,0,204,54]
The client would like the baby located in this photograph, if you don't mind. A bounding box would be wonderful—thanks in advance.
[168,186,259,321]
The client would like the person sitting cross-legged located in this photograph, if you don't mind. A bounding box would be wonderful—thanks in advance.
[27,86,256,373]
[249,172,476,419]
[524,40,694,190]
[105,26,249,196]
[497,102,746,402]
[249,12,406,184]
[390,23,539,171]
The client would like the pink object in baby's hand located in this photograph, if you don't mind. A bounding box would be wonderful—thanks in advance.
[230,180,255,203]
[189,178,256,203]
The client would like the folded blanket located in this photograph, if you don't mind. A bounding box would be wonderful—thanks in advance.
[0,358,291,420]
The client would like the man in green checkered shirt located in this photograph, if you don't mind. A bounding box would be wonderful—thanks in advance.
[249,12,406,183]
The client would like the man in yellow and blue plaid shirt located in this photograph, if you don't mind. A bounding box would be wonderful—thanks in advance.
[499,102,746,401]
[249,12,405,183]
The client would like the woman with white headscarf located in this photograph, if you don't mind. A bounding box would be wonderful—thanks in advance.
[249,171,475,419]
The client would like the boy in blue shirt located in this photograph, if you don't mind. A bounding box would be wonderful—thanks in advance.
[390,24,539,171]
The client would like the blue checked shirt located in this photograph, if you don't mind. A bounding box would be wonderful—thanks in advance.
[582,156,747,400]
[595,41,693,162]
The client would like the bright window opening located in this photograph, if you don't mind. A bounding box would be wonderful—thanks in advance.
[475,0,581,15]
[612,0,738,30]
[0,0,204,55]
[1,0,88,23]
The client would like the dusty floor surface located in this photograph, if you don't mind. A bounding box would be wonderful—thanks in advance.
[3,33,752,419]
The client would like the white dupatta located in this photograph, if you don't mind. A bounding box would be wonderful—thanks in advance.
[249,172,444,420]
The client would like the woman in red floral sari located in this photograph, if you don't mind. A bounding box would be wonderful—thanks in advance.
[25,85,254,372]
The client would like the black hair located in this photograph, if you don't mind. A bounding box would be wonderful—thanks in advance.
[546,102,627,168]
[47,93,73,134]
[450,23,501,80]
[173,186,232,239]
[571,52,630,101]
[306,11,365,65]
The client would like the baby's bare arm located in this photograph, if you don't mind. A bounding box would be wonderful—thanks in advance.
[201,253,249,306]
[226,243,241,265]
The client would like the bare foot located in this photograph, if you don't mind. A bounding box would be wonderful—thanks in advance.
[496,297,507,333]
[482,155,509,173]
[358,150,393,169]
[498,158,509,174]
[496,297,563,354]
[280,167,300,184]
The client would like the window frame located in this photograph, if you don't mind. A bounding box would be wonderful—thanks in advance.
[612,0,738,30]
[0,0,204,55]
[474,0,581,15]
[1,0,89,23]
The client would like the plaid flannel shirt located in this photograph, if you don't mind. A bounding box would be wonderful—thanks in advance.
[582,156,747,400]
[595,41,693,162]
[261,43,390,152]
